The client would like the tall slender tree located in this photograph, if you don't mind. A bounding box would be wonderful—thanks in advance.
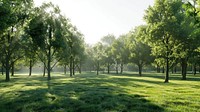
[27,2,67,80]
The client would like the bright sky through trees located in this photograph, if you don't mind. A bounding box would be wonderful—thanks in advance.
[34,0,154,44]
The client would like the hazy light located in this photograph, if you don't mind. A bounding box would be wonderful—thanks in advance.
[34,0,154,45]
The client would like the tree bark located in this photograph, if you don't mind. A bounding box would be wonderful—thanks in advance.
[11,62,14,76]
[1,63,4,75]
[181,58,187,80]
[120,63,123,74]
[79,62,81,74]
[174,66,177,73]
[162,67,165,73]
[164,37,169,83]
[157,65,160,73]
[107,63,110,74]
[164,57,169,83]
[47,27,52,80]
[5,32,11,81]
[138,64,142,76]
[29,60,32,76]
[193,63,196,75]
[5,55,10,82]
[70,56,73,77]
[97,61,99,75]
[47,47,51,80]
[116,62,118,74]
[199,64,200,73]
[72,60,75,75]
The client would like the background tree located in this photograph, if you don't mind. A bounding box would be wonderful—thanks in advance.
[93,42,105,75]
[100,34,115,74]
[21,33,38,76]
[70,32,85,75]
[0,0,33,81]
[65,25,86,76]
[183,0,200,75]
[84,44,96,72]
[111,35,129,74]
[128,27,153,76]
[111,40,121,74]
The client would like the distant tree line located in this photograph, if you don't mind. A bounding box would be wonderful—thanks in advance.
[0,0,200,83]
[83,0,200,83]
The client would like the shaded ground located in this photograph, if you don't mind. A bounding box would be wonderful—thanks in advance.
[0,72,199,112]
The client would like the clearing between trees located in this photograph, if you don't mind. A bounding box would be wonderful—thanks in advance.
[0,72,199,112]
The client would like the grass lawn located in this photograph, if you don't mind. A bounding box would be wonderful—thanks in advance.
[0,72,199,112]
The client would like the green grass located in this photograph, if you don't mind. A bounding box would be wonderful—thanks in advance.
[0,72,199,112]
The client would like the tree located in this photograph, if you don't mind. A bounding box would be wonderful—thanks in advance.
[64,25,86,76]
[93,42,105,75]
[128,27,153,76]
[70,32,85,76]
[111,35,129,74]
[111,40,122,74]
[100,34,115,74]
[27,2,67,80]
[183,0,200,76]
[84,44,96,72]
[56,16,71,76]
[21,34,38,76]
[0,0,33,81]
[144,0,185,82]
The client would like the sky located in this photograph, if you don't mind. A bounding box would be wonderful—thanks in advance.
[34,0,154,45]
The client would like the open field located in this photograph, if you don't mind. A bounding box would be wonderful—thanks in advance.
[0,72,199,112]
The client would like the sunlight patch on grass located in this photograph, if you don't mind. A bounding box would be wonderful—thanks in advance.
[0,72,199,112]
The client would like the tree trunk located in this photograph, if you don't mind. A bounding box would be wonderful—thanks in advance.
[1,64,4,75]
[171,67,174,74]
[199,64,200,73]
[47,27,52,80]
[107,63,110,74]
[162,67,165,73]
[157,65,160,73]
[138,64,142,76]
[47,49,51,80]
[97,61,99,75]
[64,64,67,75]
[174,66,177,73]
[79,62,81,74]
[5,56,10,82]
[120,63,123,74]
[164,57,169,83]
[43,63,46,77]
[164,37,169,83]
[70,56,73,77]
[29,60,32,76]
[116,62,118,74]
[72,60,75,75]
[5,29,12,81]
[193,63,196,75]
[181,58,187,80]
[11,62,14,76]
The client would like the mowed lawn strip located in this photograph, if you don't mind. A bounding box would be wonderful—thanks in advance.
[0,72,199,112]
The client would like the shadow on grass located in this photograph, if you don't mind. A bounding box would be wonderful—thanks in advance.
[111,72,200,82]
[102,73,167,85]
[145,73,200,82]
[0,75,165,112]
